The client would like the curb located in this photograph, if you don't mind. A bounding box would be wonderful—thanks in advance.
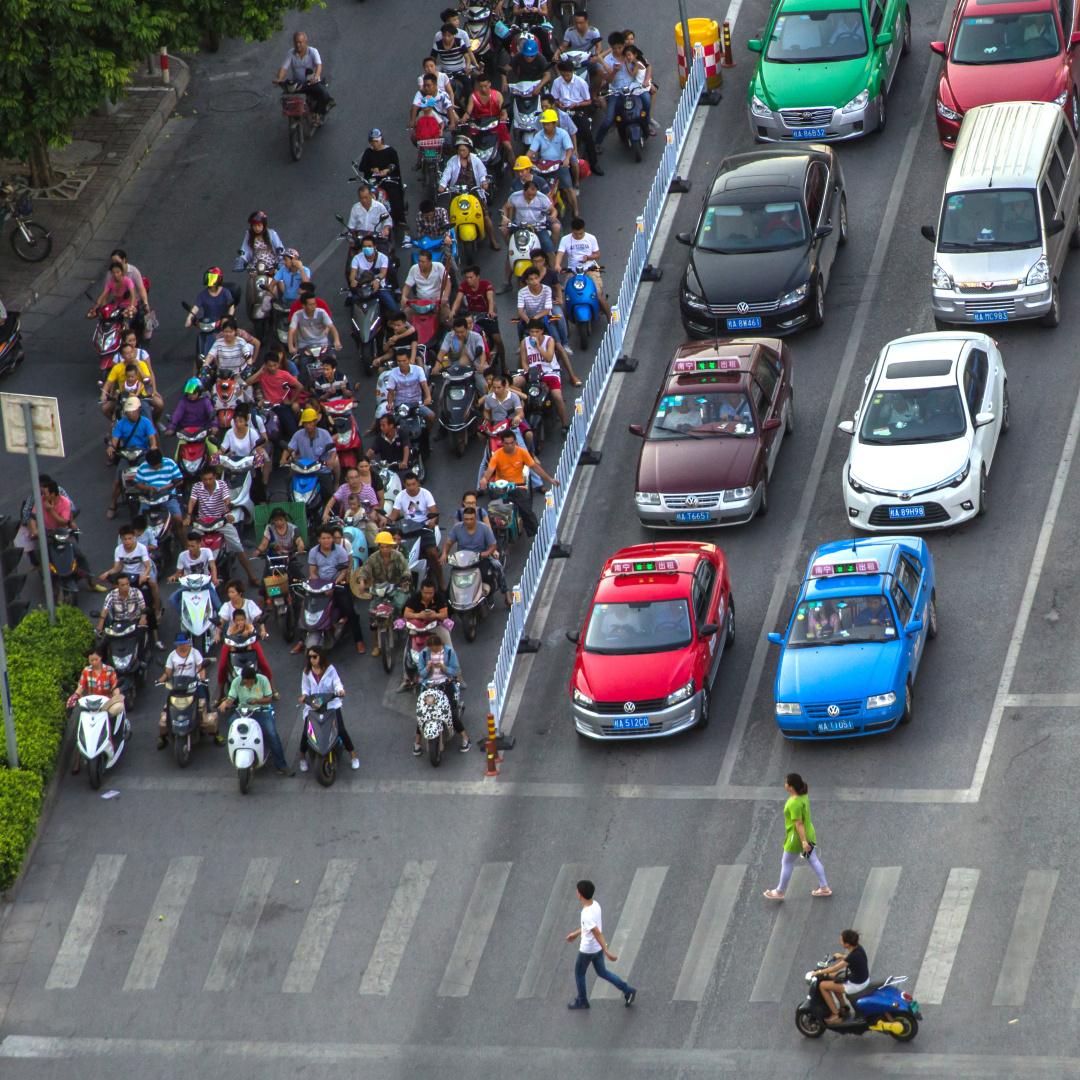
[9,54,191,316]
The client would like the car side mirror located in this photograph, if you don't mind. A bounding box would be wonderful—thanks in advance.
[566,629,580,644]
[700,623,719,637]
[763,417,782,430]
[921,225,936,242]
[906,618,924,638]
[837,419,855,435]
[747,38,763,52]
[814,224,833,239]
[767,632,783,644]
[1071,30,1080,48]
[929,40,946,55]
[629,423,645,436]
[975,411,995,427]
[874,32,893,47]
[1047,216,1066,236]
[676,231,693,246]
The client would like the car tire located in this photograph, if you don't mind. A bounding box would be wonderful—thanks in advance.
[785,392,795,434]
[927,588,938,640]
[809,275,825,328]
[694,682,710,730]
[901,6,912,55]
[1041,280,1060,327]
[837,195,848,247]
[1001,384,1011,433]
[899,678,913,725]
[757,478,769,516]
[977,464,988,517]
[876,92,887,134]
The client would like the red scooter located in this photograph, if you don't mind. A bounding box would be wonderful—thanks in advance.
[324,398,363,470]
[86,303,127,372]
[406,297,440,346]
[176,427,213,490]
[189,516,231,579]
[211,373,244,433]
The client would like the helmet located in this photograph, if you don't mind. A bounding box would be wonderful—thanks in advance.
[454,135,473,150]
[299,408,319,422]
[521,37,539,56]
[183,378,201,394]
[375,531,396,546]
[205,267,222,286]
[513,155,532,171]
[540,109,559,123]
[248,211,268,225]
[123,396,141,414]
[421,96,437,108]
[175,632,191,645]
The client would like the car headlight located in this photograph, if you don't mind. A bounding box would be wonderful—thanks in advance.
[572,687,594,707]
[866,692,897,710]
[635,491,661,505]
[776,702,802,715]
[665,679,695,707]
[1054,89,1069,108]
[932,262,953,290]
[777,281,810,309]
[847,467,866,494]
[682,286,710,312]
[940,460,970,489]
[724,486,754,501]
[841,88,869,114]
[936,100,962,122]
[751,94,772,118]
[1026,255,1050,286]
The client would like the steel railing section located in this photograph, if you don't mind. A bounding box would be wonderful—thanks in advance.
[487,49,708,726]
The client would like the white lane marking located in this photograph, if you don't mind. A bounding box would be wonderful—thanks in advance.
[716,1,961,793]
[851,866,901,970]
[281,859,358,994]
[123,857,200,991]
[203,858,280,992]
[992,870,1058,1008]
[438,862,512,997]
[724,0,745,32]
[310,233,344,275]
[359,860,436,995]
[749,867,814,1002]
[517,862,586,999]
[45,855,126,990]
[592,866,668,998]
[673,864,746,1001]
[914,867,979,1005]
[1004,694,1080,707]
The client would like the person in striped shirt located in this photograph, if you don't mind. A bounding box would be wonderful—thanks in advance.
[135,447,187,546]
[184,464,260,587]
[204,318,255,378]
[433,23,477,90]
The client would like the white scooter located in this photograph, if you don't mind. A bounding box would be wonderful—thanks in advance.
[371,458,403,518]
[446,549,492,642]
[75,694,129,790]
[509,80,543,144]
[176,573,216,654]
[219,452,256,528]
[226,706,266,794]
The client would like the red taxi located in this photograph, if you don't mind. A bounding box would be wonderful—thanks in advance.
[567,543,734,739]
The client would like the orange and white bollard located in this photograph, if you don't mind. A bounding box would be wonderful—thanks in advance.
[484,712,502,776]
[721,22,736,68]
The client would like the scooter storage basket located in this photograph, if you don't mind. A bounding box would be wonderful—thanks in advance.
[488,501,516,529]
[281,96,306,117]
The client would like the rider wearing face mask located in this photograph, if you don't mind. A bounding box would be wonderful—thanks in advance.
[348,236,399,315]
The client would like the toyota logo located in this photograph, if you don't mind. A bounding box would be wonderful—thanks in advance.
[623,702,636,713]
[685,495,698,507]
[827,704,840,717]
[900,492,911,501]
[736,301,750,314]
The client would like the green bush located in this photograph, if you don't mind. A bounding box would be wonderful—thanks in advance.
[0,770,43,890]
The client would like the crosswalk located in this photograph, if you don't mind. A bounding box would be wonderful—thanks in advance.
[20,853,1076,1008]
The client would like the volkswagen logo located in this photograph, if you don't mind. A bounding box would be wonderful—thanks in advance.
[685,495,698,507]
[827,704,840,717]
[736,301,750,314]
[623,702,636,713]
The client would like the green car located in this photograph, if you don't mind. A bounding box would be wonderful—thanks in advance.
[746,0,911,142]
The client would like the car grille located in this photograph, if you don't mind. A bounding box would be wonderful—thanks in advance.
[956,281,1018,295]
[705,299,780,315]
[965,298,1015,314]
[662,492,723,510]
[804,700,862,719]
[868,502,950,526]
[590,697,668,715]
[780,107,834,126]
[600,721,666,735]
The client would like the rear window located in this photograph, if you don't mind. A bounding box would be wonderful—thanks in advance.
[885,359,954,379]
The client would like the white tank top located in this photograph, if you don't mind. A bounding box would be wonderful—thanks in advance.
[525,335,559,377]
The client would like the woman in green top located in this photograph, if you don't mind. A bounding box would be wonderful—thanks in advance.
[764,773,831,899]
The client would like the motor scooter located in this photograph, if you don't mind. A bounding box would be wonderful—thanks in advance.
[294,578,347,651]
[74,693,129,790]
[221,626,259,685]
[797,956,920,1041]
[416,684,455,766]
[509,81,544,147]
[288,459,325,531]
[486,479,523,568]
[532,159,566,214]
[522,363,554,452]
[405,296,440,347]
[562,264,602,349]
[560,48,592,83]
[335,513,370,570]
[0,302,24,377]
[402,232,457,270]
[295,343,331,389]
[504,221,542,285]
[603,86,649,163]
[159,674,208,768]
[399,525,443,587]
[180,301,226,364]
[417,136,446,203]
[324,399,363,470]
[140,488,176,574]
[211,371,246,432]
[262,552,298,643]
[394,401,429,472]
[227,706,266,794]
[362,580,402,674]
[280,78,330,163]
[446,550,492,642]
[86,303,126,372]
[302,693,343,787]
[175,427,213,490]
[370,458,403,518]
[175,573,217,654]
[116,447,148,521]
[190,515,232,581]
[442,184,486,265]
[45,528,81,606]
[345,272,384,375]
[219,452,257,529]
[239,248,281,338]
[102,615,147,711]
[401,618,434,687]
[465,117,505,186]
[463,3,497,72]
[437,362,480,458]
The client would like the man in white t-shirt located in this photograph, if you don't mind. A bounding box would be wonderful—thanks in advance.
[555,217,612,321]
[385,351,435,430]
[388,472,442,588]
[288,294,342,354]
[565,878,636,1009]
[401,251,450,327]
[155,632,212,745]
[167,535,221,614]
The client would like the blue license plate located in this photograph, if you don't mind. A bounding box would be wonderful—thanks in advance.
[973,310,1008,322]
[817,719,854,733]
[792,127,828,139]
[676,510,711,523]
[888,505,925,519]
[726,317,762,329]
[612,716,650,730]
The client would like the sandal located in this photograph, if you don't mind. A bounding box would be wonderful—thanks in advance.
[824,1014,842,1024]
[812,887,833,897]
[106,506,117,519]
[763,889,785,900]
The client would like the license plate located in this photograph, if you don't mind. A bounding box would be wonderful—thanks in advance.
[267,586,282,597]
[816,719,854,733]
[888,505,925,519]
[792,127,828,139]
[423,148,440,158]
[973,310,1008,322]
[726,317,762,329]
[612,716,650,730]
[676,510,711,522]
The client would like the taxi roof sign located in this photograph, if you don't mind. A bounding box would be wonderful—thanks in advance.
[672,357,742,374]
[811,559,880,578]
[611,558,680,575]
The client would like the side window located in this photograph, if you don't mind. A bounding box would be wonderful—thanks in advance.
[1047,151,1066,202]
[759,346,783,383]
[1058,128,1075,170]
[897,556,921,601]
[891,583,913,626]
[870,0,885,34]
[961,354,975,412]
[753,357,778,401]
[694,561,716,623]
[804,162,827,224]
[749,377,768,419]
[1040,181,1057,227]
[969,348,989,412]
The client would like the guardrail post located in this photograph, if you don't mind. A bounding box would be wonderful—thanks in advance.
[639,214,663,282]
[578,400,603,465]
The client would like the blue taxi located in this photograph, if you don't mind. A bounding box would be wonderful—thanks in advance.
[767,538,936,738]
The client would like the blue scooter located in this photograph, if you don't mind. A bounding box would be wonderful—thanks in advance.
[797,956,920,1041]
[288,459,324,532]
[402,232,458,269]
[562,265,603,350]
[605,86,649,163]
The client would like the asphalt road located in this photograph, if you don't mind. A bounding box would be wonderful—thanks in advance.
[2,0,1080,1076]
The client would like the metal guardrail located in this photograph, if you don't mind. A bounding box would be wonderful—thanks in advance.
[486,48,709,727]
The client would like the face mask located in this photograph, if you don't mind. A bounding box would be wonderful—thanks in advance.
[362,247,374,256]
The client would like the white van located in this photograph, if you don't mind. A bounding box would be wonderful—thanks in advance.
[922,100,1080,329]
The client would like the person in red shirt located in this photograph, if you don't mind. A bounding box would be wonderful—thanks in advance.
[450,264,504,367]
[216,609,275,697]
[287,282,333,319]
[246,349,305,438]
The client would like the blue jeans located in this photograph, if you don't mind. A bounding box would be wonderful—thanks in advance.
[596,91,652,143]
[377,288,400,313]
[574,950,631,1003]
[251,707,287,771]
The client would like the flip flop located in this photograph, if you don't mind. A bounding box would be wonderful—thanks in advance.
[812,888,833,897]
[106,506,117,519]
[763,889,785,900]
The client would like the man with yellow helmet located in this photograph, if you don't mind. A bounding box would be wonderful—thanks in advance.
[349,531,412,654]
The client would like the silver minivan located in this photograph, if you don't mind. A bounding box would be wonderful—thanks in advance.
[922,101,1080,329]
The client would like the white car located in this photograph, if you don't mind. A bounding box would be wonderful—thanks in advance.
[839,332,1009,530]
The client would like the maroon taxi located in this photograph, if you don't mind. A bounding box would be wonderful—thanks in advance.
[630,339,794,528]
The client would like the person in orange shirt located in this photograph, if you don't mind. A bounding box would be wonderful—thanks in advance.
[479,429,558,536]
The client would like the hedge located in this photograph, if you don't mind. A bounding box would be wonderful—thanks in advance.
[0,606,95,890]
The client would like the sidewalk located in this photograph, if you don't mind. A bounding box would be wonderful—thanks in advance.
[0,56,191,319]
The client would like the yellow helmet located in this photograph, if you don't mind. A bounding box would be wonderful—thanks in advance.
[513,155,532,171]
[299,407,319,422]
[375,531,396,546]
[540,109,559,123]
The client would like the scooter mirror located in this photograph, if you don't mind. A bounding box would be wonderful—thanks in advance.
[335,213,345,223]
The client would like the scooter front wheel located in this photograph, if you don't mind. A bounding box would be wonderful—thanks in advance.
[379,627,394,673]
[578,320,589,351]
[464,609,478,642]
[633,138,643,163]
[316,752,336,787]
[795,1006,825,1039]
[289,120,304,162]
[452,428,468,458]
[175,733,191,768]
[428,734,442,767]
[238,765,252,794]
[86,754,102,790]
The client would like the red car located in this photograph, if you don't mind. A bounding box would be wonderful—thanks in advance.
[932,0,1080,147]
[567,543,734,739]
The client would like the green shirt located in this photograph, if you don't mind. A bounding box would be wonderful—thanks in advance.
[228,674,272,708]
[783,793,816,853]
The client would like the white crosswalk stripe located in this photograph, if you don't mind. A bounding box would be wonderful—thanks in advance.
[203,858,280,992]
[592,866,667,999]
[851,866,901,970]
[517,863,586,1000]
[915,868,980,1005]
[281,859,358,994]
[45,855,126,990]
[123,857,200,992]
[359,860,437,996]
[750,867,815,1002]
[673,865,746,1002]
[992,870,1058,1008]
[439,862,512,997]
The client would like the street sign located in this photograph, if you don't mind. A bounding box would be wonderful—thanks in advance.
[0,393,64,457]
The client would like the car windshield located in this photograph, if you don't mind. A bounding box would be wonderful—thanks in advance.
[951,11,1060,64]
[696,200,808,253]
[858,385,968,444]
[766,10,869,62]
[786,595,897,646]
[647,392,757,439]
[584,599,693,654]
[938,188,1041,251]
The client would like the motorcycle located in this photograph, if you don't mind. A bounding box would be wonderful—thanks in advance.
[563,264,602,349]
[504,221,542,285]
[401,618,434,687]
[402,232,457,270]
[532,159,566,214]
[446,549,492,642]
[365,580,402,674]
[302,693,342,787]
[86,302,126,372]
[560,47,593,83]
[190,515,232,580]
[335,512,370,571]
[345,272,384,375]
[603,85,649,163]
[0,301,25,377]
[279,79,330,162]
[401,526,443,587]
[797,956,920,1042]
[463,5,498,74]
[46,528,81,606]
[227,706,266,795]
[324,398,363,470]
[1,184,52,262]
[181,301,227,364]
[522,363,554,451]
[175,573,217,654]
[465,117,506,187]
[103,616,147,711]
[140,488,176,574]
[160,675,207,768]
[405,296,440,347]
[219,452,257,529]
[294,578,347,651]
[288,459,325,530]
[262,552,297,642]
[394,400,429,471]
[239,249,281,337]
[295,343,331,389]
[437,362,480,458]
[509,80,544,147]
[487,479,523,568]
[210,371,247,432]
[74,693,129,790]
[416,683,455,766]
[442,184,486,265]
[175,426,213,491]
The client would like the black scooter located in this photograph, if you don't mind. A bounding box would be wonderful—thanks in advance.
[46,528,81,606]
[522,364,554,452]
[160,675,208,768]
[0,303,25,377]
[394,401,430,468]
[302,693,342,787]
[102,616,147,711]
[438,362,480,458]
[605,86,649,163]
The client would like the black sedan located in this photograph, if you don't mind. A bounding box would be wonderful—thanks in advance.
[677,147,847,338]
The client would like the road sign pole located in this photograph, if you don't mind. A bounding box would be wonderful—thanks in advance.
[23,402,56,624]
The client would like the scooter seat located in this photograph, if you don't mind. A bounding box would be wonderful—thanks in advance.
[846,980,886,1001]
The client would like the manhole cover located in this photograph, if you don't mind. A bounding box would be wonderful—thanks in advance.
[208,90,263,112]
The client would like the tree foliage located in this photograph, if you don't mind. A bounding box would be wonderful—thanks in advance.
[160,0,319,55]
